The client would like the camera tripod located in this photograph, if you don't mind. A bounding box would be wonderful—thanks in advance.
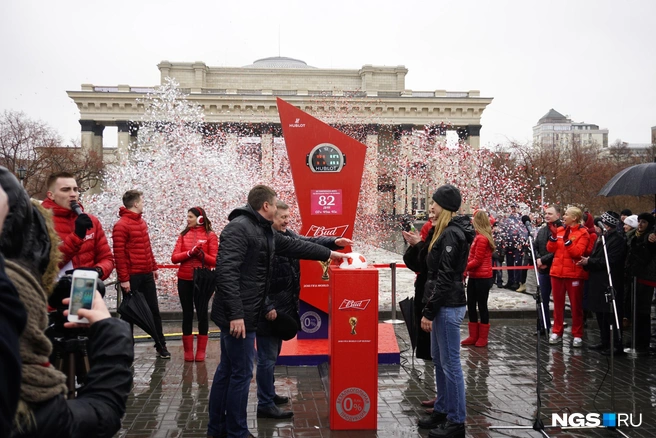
[51,334,90,399]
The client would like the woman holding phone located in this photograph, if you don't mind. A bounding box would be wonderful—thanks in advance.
[171,207,218,362]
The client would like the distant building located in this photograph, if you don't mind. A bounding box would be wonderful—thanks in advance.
[651,126,656,145]
[533,109,608,148]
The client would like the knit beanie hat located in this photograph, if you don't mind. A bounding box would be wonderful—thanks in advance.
[623,214,638,229]
[637,212,655,227]
[600,211,620,227]
[432,184,461,212]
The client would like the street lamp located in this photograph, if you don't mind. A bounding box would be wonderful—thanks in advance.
[17,167,26,187]
[539,176,547,210]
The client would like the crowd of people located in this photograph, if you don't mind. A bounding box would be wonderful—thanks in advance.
[3,165,655,438]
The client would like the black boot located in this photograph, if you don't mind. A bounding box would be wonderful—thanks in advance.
[256,405,294,419]
[429,421,465,438]
[418,411,447,429]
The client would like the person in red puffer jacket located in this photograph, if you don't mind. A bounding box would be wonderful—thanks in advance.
[113,190,169,359]
[171,207,218,362]
[546,206,590,348]
[462,210,495,347]
[41,172,113,280]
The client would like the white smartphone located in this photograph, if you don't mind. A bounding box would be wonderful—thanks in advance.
[68,270,98,323]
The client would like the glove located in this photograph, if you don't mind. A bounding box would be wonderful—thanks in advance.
[563,226,572,246]
[547,222,558,241]
[74,214,93,238]
[187,246,201,258]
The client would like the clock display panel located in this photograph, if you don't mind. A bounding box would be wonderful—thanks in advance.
[307,143,345,173]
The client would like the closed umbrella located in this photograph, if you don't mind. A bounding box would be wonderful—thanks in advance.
[193,250,217,321]
[117,290,164,346]
[399,297,417,366]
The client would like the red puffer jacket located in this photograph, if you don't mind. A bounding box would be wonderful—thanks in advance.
[466,233,493,278]
[112,207,158,282]
[41,198,114,280]
[546,224,590,279]
[171,226,219,281]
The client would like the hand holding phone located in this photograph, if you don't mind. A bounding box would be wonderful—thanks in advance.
[67,269,98,323]
[63,290,111,328]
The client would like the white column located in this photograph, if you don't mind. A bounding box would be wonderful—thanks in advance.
[362,133,379,216]
[261,132,274,184]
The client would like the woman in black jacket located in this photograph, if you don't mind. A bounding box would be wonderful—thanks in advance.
[579,212,626,355]
[416,185,474,438]
[402,215,435,362]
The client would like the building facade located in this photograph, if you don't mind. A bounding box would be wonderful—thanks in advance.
[533,108,609,148]
[67,57,493,214]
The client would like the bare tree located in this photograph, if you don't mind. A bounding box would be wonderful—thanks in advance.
[0,111,103,198]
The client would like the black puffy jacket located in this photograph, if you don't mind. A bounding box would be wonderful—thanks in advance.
[12,318,134,438]
[423,216,475,320]
[257,229,339,336]
[211,205,332,332]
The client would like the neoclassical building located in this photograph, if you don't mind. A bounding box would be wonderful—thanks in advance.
[67,57,492,214]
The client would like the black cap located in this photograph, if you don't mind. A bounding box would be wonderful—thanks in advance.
[637,212,655,227]
[620,209,632,216]
[270,312,299,341]
[432,184,462,212]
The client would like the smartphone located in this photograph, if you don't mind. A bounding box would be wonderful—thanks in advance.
[68,269,98,323]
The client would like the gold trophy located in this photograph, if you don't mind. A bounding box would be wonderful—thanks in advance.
[349,317,357,335]
[318,259,331,281]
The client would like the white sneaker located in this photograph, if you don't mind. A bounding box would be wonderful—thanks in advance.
[549,334,562,345]
[572,337,583,348]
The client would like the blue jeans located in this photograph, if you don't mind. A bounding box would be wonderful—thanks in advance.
[537,272,552,332]
[431,306,466,424]
[208,331,256,438]
[256,334,283,408]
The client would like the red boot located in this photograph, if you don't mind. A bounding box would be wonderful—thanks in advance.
[195,335,209,362]
[475,323,490,347]
[182,335,194,362]
[461,322,479,346]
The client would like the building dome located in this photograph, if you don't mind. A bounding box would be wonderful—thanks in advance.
[243,56,316,69]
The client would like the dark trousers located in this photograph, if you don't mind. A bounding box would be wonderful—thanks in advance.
[131,272,165,347]
[492,258,503,285]
[595,311,622,349]
[505,248,522,285]
[537,272,552,332]
[178,279,209,336]
[466,278,493,324]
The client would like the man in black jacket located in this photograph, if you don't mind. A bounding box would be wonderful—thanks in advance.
[533,205,561,335]
[255,201,352,419]
[208,185,349,438]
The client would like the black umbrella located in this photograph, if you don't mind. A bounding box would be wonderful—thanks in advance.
[399,297,417,365]
[117,290,164,346]
[598,163,656,204]
[193,251,217,321]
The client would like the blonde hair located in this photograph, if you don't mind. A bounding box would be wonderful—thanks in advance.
[566,206,583,224]
[428,209,457,252]
[473,211,495,251]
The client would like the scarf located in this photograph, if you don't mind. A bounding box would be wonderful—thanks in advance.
[7,260,67,429]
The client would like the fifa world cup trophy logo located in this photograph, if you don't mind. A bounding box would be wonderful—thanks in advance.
[349,317,357,335]
[318,260,331,281]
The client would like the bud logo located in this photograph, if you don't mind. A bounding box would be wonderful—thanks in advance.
[339,299,371,311]
[289,118,305,128]
[305,225,349,237]
[552,413,642,428]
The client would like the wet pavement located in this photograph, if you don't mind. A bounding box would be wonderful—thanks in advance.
[118,317,656,438]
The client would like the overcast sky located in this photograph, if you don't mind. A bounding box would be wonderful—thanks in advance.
[1,0,654,149]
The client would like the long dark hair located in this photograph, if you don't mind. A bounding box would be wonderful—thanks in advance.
[180,206,213,235]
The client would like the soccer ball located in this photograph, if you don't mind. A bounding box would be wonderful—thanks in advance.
[339,252,368,269]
